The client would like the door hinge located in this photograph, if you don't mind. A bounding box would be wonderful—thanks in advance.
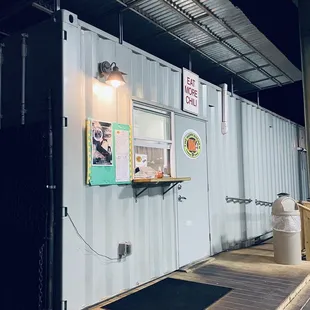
[63,30,67,41]
[209,233,211,242]
[63,117,68,127]
[63,206,68,217]
[207,184,210,192]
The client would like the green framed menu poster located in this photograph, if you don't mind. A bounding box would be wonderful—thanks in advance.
[86,118,132,186]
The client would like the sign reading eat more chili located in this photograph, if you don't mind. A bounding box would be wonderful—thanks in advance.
[182,68,199,115]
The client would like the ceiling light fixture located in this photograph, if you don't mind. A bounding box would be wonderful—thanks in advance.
[98,61,126,88]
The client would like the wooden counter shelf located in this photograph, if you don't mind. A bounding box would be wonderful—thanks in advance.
[132,177,191,202]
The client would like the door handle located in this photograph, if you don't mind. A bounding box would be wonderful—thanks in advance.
[178,195,187,202]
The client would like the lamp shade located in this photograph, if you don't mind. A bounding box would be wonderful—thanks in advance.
[106,66,126,88]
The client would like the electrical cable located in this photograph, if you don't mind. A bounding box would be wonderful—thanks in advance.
[67,213,119,261]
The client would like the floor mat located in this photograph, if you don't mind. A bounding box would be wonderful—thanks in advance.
[102,278,231,310]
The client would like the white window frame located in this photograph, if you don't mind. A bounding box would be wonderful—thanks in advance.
[133,103,175,177]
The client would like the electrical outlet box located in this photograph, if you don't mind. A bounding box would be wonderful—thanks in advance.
[118,242,132,258]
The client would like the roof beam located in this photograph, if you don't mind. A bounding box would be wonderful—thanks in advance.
[32,2,53,14]
[236,64,270,74]
[136,14,211,42]
[252,75,283,84]
[123,0,148,10]
[218,52,256,64]
[197,34,236,50]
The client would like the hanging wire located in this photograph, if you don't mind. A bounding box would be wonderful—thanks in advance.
[67,213,119,261]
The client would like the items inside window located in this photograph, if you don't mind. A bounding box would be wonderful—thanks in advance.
[133,105,172,179]
[134,146,171,179]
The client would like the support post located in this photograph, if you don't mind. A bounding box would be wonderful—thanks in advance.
[47,90,55,310]
[0,43,4,129]
[298,0,310,194]
[54,0,60,12]
[188,51,192,71]
[257,91,260,108]
[230,77,234,97]
[119,11,124,45]
[297,127,304,200]
[21,33,28,125]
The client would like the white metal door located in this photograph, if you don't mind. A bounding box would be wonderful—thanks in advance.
[175,114,210,267]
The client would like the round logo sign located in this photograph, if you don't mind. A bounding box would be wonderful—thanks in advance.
[182,129,202,159]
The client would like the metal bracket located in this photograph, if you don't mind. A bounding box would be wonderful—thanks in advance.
[226,196,252,204]
[297,147,307,152]
[133,181,184,203]
[163,182,181,197]
[63,207,68,217]
[63,117,68,127]
[134,187,148,202]
[255,199,272,207]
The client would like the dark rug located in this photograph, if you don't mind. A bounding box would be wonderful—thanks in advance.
[102,278,231,310]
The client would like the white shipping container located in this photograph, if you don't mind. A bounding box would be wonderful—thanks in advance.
[0,10,307,310]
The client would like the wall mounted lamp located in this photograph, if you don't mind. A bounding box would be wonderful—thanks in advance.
[98,61,126,88]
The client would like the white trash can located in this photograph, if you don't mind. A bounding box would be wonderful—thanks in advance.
[272,193,301,265]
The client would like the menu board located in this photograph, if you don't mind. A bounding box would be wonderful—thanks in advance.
[86,119,132,186]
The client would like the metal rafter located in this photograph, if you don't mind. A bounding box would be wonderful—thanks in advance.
[0,30,9,37]
[32,2,53,14]
[157,0,282,86]
[115,0,262,89]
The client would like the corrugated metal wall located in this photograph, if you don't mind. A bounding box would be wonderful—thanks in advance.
[300,152,309,200]
[63,15,180,310]
[205,84,303,253]
[63,12,306,309]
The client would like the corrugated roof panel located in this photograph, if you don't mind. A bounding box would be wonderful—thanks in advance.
[138,0,185,29]
[262,66,282,77]
[200,43,236,62]
[246,53,269,67]
[119,0,301,91]
[174,0,205,19]
[225,58,254,72]
[240,70,267,82]
[254,80,277,88]
[276,76,291,84]
[199,16,231,39]
[173,24,213,47]
[224,37,253,55]
[198,0,301,81]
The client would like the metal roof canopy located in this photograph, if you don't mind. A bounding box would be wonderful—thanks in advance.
[115,0,301,91]
[0,0,302,93]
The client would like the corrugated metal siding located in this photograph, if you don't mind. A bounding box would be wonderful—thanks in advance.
[63,16,305,309]
[63,23,179,310]
[241,105,299,239]
[298,127,309,200]
[300,152,309,200]
[205,86,302,252]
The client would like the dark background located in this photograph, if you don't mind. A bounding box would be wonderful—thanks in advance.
[230,0,304,125]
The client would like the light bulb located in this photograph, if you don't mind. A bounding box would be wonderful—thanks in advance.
[106,79,125,88]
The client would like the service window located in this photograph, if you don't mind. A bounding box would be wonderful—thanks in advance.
[133,106,172,177]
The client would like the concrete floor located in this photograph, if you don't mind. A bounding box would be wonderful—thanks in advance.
[89,240,310,310]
